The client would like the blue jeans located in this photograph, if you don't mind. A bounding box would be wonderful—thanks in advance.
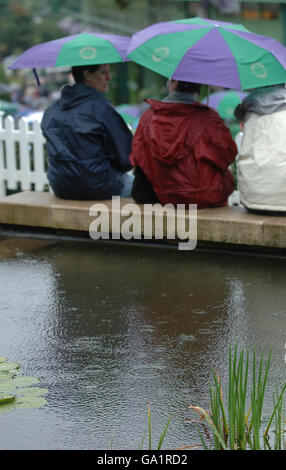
[120,172,134,198]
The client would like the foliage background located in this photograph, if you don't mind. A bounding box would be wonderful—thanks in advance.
[0,1,285,105]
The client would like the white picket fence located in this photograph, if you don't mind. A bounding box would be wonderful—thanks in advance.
[0,111,242,205]
[0,112,50,197]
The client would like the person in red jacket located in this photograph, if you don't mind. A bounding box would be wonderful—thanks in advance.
[130,79,237,208]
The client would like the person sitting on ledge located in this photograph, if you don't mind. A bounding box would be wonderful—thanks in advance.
[234,83,286,216]
[130,79,237,208]
[41,64,133,200]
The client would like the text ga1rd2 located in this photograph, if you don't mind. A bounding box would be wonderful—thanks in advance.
[96,453,189,466]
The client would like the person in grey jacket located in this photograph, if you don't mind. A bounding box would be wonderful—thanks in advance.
[41,64,133,200]
[234,84,286,214]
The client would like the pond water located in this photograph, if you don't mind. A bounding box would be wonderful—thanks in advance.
[0,239,286,450]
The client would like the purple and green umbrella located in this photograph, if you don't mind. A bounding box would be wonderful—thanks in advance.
[127,17,286,91]
[116,102,150,130]
[8,32,131,70]
[202,90,247,120]
[116,103,143,126]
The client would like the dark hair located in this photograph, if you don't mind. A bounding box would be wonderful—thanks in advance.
[176,81,201,94]
[71,64,100,83]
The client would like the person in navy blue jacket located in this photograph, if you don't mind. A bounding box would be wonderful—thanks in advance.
[41,64,133,200]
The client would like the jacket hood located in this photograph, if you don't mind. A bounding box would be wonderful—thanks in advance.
[145,98,208,165]
[59,82,102,110]
[234,84,286,121]
[162,90,198,104]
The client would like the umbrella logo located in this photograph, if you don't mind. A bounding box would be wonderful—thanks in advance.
[152,47,170,62]
[79,46,98,60]
[250,62,267,79]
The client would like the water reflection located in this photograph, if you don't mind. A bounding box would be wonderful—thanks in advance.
[0,242,286,449]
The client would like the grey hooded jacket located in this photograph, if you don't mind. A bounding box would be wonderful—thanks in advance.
[234,84,286,121]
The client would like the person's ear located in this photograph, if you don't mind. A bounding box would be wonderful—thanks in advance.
[171,80,179,90]
[83,69,91,82]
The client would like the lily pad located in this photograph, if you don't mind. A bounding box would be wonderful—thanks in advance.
[0,371,13,381]
[0,401,15,414]
[0,355,48,414]
[15,396,47,409]
[0,395,16,404]
[16,387,48,397]
[8,376,40,388]
[0,362,20,372]
[0,381,15,392]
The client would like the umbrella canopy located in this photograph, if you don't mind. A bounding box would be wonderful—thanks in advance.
[116,102,150,130]
[8,32,131,70]
[116,103,144,125]
[202,90,247,120]
[127,17,286,90]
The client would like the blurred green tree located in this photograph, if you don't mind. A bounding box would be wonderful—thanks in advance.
[0,1,63,58]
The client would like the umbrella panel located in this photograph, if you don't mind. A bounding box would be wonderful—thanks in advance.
[172,27,242,89]
[9,33,130,70]
[127,18,286,90]
[128,27,213,80]
[55,34,124,67]
[220,29,286,90]
[174,17,250,32]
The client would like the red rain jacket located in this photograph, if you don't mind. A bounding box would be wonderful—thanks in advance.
[130,99,237,208]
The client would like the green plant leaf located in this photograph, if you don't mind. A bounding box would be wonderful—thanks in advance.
[192,344,286,450]
[157,415,172,450]
[0,357,7,363]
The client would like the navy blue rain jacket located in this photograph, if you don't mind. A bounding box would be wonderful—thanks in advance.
[41,83,133,200]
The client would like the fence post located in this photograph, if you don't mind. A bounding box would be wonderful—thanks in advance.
[0,112,5,197]
[18,118,31,190]
[31,120,48,191]
[4,115,18,191]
